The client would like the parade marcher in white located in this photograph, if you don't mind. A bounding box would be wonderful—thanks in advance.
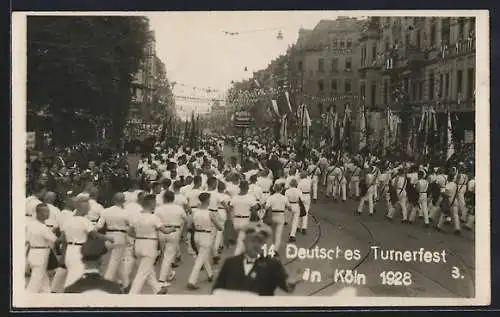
[155,190,186,284]
[265,183,291,255]
[60,195,114,288]
[213,181,230,263]
[229,180,260,256]
[127,194,173,294]
[100,193,129,283]
[348,162,362,200]
[297,171,312,235]
[307,159,321,203]
[26,203,58,293]
[325,161,336,199]
[436,170,461,234]
[386,168,409,222]
[409,170,430,226]
[333,161,347,203]
[455,164,469,223]
[357,167,375,215]
[285,179,304,242]
[186,192,223,290]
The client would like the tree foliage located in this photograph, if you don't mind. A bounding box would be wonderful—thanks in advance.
[27,16,151,146]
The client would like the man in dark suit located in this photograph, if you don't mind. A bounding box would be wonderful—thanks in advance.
[64,236,124,294]
[212,222,302,296]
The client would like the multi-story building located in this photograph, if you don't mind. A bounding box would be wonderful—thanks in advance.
[289,17,365,119]
[130,30,157,122]
[357,16,475,151]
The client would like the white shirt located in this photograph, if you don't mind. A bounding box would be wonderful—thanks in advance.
[229,194,257,218]
[45,203,61,228]
[26,220,57,248]
[177,165,190,178]
[226,183,240,197]
[180,184,193,196]
[248,184,263,202]
[154,203,186,227]
[265,193,290,211]
[101,205,129,231]
[124,202,142,223]
[26,196,42,218]
[129,212,163,239]
[62,215,94,244]
[123,190,139,205]
[256,177,273,193]
[186,187,203,208]
[88,199,104,222]
[285,187,303,204]
[56,209,75,229]
[297,178,312,194]
[207,190,221,211]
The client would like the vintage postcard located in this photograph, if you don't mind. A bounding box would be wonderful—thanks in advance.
[12,10,490,308]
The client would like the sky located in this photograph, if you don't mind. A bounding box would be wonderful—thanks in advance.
[147,11,354,119]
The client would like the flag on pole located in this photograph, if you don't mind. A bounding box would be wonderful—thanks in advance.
[446,112,455,160]
[359,105,367,149]
[271,100,280,118]
[284,91,293,114]
[280,114,288,145]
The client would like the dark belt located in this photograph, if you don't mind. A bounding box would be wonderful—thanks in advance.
[25,214,31,217]
[209,209,218,212]
[272,210,285,213]
[302,192,310,194]
[419,192,428,194]
[108,229,127,233]
[234,215,250,218]
[263,191,270,194]
[190,206,198,209]
[90,219,99,223]
[289,202,298,204]
[165,225,181,228]
[30,246,49,249]
[135,237,158,240]
[195,229,211,233]
[67,242,84,246]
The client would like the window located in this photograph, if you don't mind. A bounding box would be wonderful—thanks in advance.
[444,73,450,97]
[331,58,339,71]
[441,18,451,44]
[430,24,436,46]
[405,33,411,47]
[372,44,377,61]
[297,61,303,71]
[361,46,366,66]
[429,72,435,100]
[467,68,474,98]
[458,18,466,40]
[385,38,390,51]
[439,74,444,98]
[331,79,338,91]
[332,40,338,48]
[383,81,389,103]
[417,30,422,49]
[457,70,463,94]
[344,79,352,93]
[345,57,352,70]
[371,82,377,107]
[418,81,424,100]
[318,59,324,72]
[360,83,366,99]
[340,41,345,48]
[403,77,410,94]
[469,18,475,34]
[411,82,417,101]
[347,39,352,48]
[318,79,324,92]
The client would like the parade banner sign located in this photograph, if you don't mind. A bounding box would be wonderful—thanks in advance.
[233,110,254,128]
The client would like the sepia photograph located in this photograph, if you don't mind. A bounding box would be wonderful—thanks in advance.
[12,10,490,307]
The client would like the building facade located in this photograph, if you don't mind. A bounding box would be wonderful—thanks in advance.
[289,18,365,119]
[357,16,476,152]
[130,30,157,122]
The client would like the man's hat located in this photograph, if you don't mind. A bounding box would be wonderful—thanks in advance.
[81,237,108,261]
[243,222,272,239]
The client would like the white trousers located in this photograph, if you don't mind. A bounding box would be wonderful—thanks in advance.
[300,194,311,230]
[104,232,127,282]
[188,232,213,285]
[289,204,301,237]
[129,256,162,294]
[64,245,85,288]
[26,248,51,293]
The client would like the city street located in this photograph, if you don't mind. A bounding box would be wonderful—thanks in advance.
[121,145,475,297]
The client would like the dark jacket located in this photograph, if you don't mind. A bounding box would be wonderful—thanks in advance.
[64,272,124,294]
[212,254,289,296]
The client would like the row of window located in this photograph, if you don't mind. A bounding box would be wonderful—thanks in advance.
[298,58,353,72]
[317,79,352,93]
